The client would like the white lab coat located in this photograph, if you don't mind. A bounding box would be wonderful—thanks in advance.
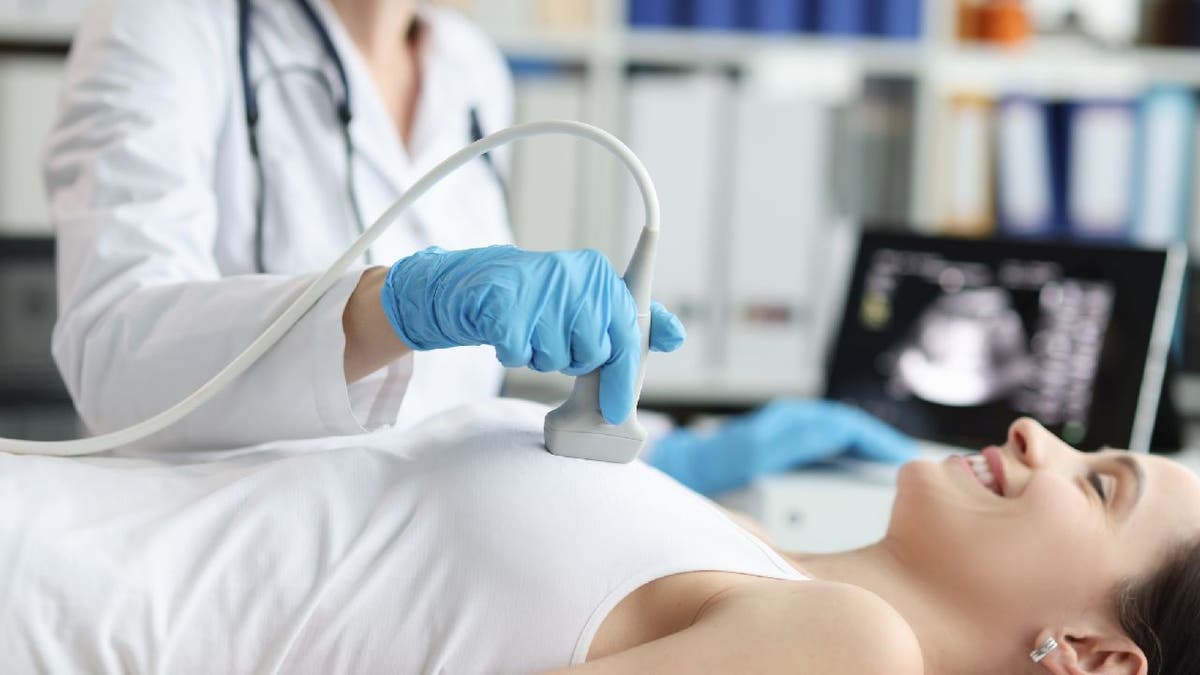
[46,0,514,452]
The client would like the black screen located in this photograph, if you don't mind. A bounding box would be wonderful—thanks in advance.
[825,232,1171,451]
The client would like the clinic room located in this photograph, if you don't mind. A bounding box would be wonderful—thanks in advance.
[4,0,1200,672]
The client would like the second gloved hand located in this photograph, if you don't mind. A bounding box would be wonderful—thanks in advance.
[648,399,917,496]
[381,245,685,424]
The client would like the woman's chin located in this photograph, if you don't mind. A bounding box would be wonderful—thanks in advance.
[887,459,974,546]
[894,457,942,495]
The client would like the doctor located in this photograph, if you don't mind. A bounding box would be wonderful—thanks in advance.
[46,0,913,491]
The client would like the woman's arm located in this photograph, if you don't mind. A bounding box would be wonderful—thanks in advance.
[544,580,923,675]
[342,267,412,383]
[48,0,372,450]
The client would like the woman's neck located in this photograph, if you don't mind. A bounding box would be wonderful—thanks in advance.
[328,0,423,144]
[792,543,1009,675]
[330,0,419,55]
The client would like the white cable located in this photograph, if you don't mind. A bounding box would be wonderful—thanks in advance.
[0,120,660,457]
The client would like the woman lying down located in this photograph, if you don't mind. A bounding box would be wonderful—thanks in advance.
[3,399,1198,674]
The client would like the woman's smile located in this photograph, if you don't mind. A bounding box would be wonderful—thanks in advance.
[950,452,1004,497]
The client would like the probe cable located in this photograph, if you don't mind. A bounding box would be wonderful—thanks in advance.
[0,121,660,457]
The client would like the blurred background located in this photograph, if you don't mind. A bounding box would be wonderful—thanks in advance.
[1,0,1199,450]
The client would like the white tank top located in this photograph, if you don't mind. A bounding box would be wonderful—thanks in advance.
[0,399,804,674]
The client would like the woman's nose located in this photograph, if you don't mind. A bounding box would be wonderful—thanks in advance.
[1008,417,1049,467]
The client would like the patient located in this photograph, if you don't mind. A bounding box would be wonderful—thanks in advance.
[1,398,1197,674]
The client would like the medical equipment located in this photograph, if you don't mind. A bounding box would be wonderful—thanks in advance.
[237,0,503,273]
[825,230,1187,454]
[0,120,660,464]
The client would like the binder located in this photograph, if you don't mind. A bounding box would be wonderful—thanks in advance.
[939,94,995,237]
[688,0,743,30]
[747,0,810,32]
[725,92,836,386]
[995,97,1060,238]
[509,67,586,252]
[629,0,681,27]
[815,0,867,35]
[1133,88,1196,247]
[1065,99,1138,241]
[624,73,733,380]
[869,0,923,38]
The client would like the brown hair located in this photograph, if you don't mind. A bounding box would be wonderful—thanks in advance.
[1117,538,1200,675]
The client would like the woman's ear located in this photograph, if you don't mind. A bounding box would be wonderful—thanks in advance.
[1032,628,1148,675]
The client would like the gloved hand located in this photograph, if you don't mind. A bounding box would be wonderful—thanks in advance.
[381,245,686,424]
[648,399,917,496]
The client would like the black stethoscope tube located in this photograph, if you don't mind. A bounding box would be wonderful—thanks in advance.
[238,0,364,273]
[237,0,504,274]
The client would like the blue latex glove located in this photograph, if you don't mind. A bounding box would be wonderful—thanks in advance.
[648,399,917,496]
[381,245,686,424]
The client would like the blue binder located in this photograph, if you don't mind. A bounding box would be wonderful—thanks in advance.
[815,0,867,35]
[688,0,743,30]
[630,0,682,28]
[870,0,923,38]
[747,0,811,32]
[1047,100,1072,237]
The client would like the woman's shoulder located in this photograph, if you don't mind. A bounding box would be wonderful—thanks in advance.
[559,577,925,674]
[780,580,924,673]
[706,578,924,674]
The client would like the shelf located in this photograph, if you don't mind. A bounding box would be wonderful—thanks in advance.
[933,41,1200,93]
[9,16,1200,90]
[620,30,923,76]
[495,28,925,76]
[496,28,1200,93]
[492,31,600,63]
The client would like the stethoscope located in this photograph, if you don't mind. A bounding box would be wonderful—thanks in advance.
[236,0,504,274]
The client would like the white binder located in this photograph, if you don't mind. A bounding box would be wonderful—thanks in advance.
[623,73,732,383]
[1067,101,1137,240]
[996,98,1056,237]
[724,93,835,388]
[940,95,995,237]
[510,71,586,251]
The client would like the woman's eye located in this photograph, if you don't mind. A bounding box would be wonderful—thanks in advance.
[1087,471,1110,503]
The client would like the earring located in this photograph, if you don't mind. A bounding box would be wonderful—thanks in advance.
[1029,636,1059,664]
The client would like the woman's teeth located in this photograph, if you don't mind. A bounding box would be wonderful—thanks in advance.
[967,454,1000,496]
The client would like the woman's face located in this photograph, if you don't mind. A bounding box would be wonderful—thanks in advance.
[887,418,1200,629]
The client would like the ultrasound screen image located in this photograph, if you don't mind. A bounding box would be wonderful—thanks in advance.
[826,233,1173,451]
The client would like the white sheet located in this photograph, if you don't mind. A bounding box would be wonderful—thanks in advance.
[0,399,529,673]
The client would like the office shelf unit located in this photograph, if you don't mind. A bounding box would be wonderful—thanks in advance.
[7,1,1200,238]
[472,1,1200,242]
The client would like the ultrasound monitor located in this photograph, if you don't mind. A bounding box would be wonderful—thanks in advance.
[825,231,1187,453]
